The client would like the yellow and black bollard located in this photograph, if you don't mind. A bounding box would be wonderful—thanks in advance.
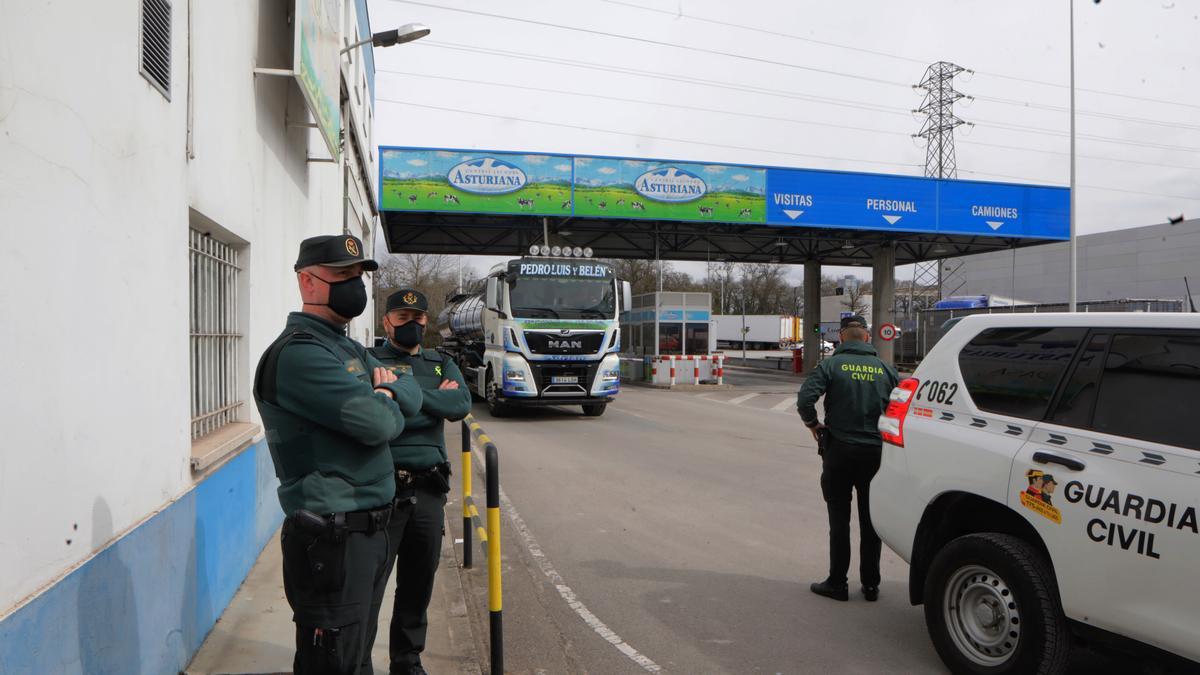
[486,441,502,675]
[461,420,473,569]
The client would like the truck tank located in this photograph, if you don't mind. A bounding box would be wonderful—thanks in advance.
[438,293,486,342]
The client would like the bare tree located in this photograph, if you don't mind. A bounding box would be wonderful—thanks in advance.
[842,282,870,317]
[374,253,476,346]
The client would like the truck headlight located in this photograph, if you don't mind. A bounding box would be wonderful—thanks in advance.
[602,370,620,381]
[505,370,525,381]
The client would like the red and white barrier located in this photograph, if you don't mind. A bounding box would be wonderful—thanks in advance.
[646,353,725,386]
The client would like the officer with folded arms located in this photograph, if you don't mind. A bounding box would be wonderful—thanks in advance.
[368,288,472,675]
[254,234,423,674]
[796,315,899,603]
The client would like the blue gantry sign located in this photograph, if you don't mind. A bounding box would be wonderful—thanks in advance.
[381,146,1070,240]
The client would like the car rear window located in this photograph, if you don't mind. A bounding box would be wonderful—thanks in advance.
[958,327,1085,420]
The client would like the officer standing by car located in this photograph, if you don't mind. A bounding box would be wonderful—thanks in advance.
[253,234,423,675]
[796,315,899,602]
[368,288,472,675]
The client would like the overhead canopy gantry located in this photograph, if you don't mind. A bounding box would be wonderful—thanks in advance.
[377,146,1070,364]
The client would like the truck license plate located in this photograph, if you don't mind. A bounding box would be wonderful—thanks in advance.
[551,375,578,384]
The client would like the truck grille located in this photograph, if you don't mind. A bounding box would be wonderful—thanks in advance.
[531,363,600,394]
[524,331,605,354]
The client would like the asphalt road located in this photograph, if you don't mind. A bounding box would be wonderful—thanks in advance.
[446,366,1154,674]
[449,366,942,674]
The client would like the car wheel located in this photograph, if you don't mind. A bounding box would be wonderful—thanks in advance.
[485,370,510,418]
[582,403,606,417]
[924,533,1070,675]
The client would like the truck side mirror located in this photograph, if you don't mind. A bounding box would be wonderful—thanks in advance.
[621,281,632,313]
[485,277,500,312]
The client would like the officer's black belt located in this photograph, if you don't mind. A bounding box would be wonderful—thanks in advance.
[338,505,392,534]
[395,465,440,485]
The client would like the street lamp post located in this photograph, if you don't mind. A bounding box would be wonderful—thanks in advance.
[340,22,431,54]
[1069,0,1078,312]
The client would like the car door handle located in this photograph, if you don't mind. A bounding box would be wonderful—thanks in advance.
[1033,451,1086,472]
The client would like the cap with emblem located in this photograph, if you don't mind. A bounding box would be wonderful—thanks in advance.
[386,288,429,314]
[294,234,378,272]
[840,315,868,329]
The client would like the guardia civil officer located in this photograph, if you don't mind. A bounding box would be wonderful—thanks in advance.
[368,288,472,675]
[796,315,899,602]
[253,234,423,675]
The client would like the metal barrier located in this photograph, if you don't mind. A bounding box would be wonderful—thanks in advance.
[460,414,502,675]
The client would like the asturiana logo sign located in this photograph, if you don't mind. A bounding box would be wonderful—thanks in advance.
[447,157,528,194]
[634,166,707,203]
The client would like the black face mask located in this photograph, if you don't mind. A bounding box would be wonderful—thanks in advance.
[310,273,368,319]
[393,321,425,348]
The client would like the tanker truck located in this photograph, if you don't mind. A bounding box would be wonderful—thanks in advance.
[438,249,631,417]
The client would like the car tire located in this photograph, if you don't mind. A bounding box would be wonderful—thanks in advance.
[924,533,1070,675]
[582,403,606,417]
[485,370,510,418]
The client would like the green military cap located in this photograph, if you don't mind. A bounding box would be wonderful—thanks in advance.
[840,315,868,329]
[294,234,378,272]
[386,288,429,313]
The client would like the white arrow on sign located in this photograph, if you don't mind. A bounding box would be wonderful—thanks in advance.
[783,209,805,220]
[986,220,1004,231]
[882,214,902,225]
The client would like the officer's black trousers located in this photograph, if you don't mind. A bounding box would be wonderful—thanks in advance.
[366,482,446,674]
[819,438,883,588]
[280,516,391,675]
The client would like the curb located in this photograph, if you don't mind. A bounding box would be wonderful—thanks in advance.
[439,502,486,675]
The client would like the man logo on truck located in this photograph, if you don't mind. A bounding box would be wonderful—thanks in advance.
[548,339,584,350]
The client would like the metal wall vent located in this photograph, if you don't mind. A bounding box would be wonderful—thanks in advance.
[140,0,171,99]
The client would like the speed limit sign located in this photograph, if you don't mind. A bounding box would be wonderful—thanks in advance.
[878,323,897,341]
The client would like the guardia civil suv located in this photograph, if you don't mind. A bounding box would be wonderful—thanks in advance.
[873,313,1200,674]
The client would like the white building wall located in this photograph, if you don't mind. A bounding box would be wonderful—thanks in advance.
[0,0,375,617]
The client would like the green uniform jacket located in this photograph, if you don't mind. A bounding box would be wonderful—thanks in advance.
[368,342,473,469]
[796,341,899,447]
[254,312,423,515]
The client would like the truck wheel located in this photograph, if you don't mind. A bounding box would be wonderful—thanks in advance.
[485,370,510,418]
[924,533,1070,675]
[581,403,607,417]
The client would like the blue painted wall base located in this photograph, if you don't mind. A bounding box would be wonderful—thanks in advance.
[0,440,284,674]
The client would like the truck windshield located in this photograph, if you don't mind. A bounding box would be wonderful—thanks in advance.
[509,277,615,319]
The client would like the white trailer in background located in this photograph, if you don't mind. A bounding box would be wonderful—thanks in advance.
[713,315,802,349]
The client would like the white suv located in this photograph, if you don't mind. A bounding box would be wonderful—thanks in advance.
[874,313,1200,674]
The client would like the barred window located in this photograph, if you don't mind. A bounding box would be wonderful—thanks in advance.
[189,229,243,439]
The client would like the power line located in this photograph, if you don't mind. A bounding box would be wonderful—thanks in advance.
[376,68,913,140]
[393,0,913,89]
[420,41,913,118]
[374,99,1197,201]
[599,0,930,65]
[973,95,1200,132]
[959,139,1200,171]
[380,68,1200,173]
[375,97,925,170]
[600,0,1200,113]
[418,41,1200,155]
[971,118,1200,153]
[972,70,1200,112]
[959,169,1200,201]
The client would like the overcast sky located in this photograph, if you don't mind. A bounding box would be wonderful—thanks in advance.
[368,0,1200,287]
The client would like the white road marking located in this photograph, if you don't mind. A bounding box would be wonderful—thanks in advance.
[727,392,760,405]
[472,446,662,673]
[771,396,796,412]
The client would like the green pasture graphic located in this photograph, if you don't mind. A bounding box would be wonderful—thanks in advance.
[381,149,572,216]
[379,149,767,223]
[572,157,765,222]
